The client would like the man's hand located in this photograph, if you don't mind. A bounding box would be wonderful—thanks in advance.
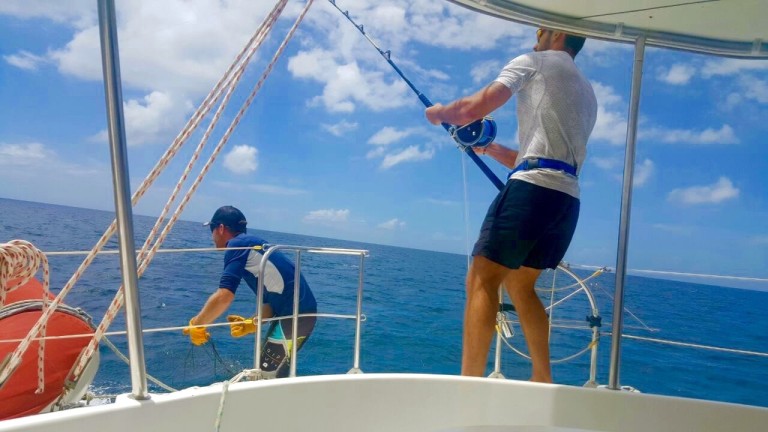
[425,103,444,125]
[227,314,256,338]
[182,319,210,346]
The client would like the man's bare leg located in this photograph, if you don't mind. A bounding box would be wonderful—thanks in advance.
[503,266,550,383]
[462,256,510,376]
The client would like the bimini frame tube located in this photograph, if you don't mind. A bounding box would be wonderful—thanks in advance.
[608,35,646,390]
[97,0,149,399]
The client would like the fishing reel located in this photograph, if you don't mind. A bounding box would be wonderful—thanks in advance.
[449,117,497,149]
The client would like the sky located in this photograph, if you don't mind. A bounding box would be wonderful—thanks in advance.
[0,0,767,287]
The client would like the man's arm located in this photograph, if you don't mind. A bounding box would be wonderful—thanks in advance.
[425,82,512,126]
[475,142,519,170]
[191,288,235,325]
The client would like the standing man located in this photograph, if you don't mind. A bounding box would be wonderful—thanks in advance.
[425,28,597,382]
[184,205,317,378]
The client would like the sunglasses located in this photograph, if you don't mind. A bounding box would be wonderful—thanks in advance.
[209,223,220,233]
[536,28,545,41]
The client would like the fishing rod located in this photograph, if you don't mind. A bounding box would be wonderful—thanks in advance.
[328,0,504,191]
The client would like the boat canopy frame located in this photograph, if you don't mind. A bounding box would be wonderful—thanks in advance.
[447,0,767,390]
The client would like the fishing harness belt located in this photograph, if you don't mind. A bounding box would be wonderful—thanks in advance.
[509,158,577,178]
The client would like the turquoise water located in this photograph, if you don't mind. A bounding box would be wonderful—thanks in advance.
[1,197,766,408]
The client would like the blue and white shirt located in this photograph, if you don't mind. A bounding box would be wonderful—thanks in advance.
[219,233,317,317]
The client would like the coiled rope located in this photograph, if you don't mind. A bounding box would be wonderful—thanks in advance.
[0,240,51,393]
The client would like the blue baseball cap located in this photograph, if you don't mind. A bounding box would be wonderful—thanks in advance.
[204,206,247,233]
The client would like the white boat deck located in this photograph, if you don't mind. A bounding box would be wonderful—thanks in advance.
[2,373,766,432]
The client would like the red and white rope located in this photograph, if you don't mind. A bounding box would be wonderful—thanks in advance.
[72,0,306,380]
[0,0,293,392]
[0,240,51,393]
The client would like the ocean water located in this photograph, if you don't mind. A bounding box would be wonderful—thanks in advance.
[1,197,767,408]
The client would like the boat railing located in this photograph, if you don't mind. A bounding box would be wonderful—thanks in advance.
[488,263,603,387]
[249,244,370,379]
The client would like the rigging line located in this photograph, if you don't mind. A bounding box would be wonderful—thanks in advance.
[44,246,260,256]
[591,283,654,332]
[0,2,294,390]
[577,0,720,20]
[565,263,768,284]
[628,268,768,283]
[101,336,177,392]
[0,313,361,344]
[328,0,504,191]
[72,0,312,382]
[619,333,768,358]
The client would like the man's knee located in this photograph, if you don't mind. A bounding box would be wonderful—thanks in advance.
[465,256,512,301]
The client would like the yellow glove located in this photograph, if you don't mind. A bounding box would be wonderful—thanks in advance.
[227,314,256,338]
[182,319,210,346]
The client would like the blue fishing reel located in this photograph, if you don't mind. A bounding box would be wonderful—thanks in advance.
[450,117,497,149]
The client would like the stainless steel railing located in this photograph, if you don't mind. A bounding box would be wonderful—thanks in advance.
[252,244,369,378]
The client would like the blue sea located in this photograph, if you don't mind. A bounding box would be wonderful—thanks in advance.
[1,198,766,408]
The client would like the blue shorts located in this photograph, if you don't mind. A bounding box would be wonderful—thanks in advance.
[472,179,580,270]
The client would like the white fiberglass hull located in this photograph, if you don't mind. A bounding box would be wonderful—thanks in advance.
[1,373,766,432]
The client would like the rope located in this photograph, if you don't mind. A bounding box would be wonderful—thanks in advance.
[0,240,51,393]
[0,313,361,345]
[620,334,768,358]
[214,379,231,432]
[101,336,177,392]
[71,0,302,382]
[0,1,293,391]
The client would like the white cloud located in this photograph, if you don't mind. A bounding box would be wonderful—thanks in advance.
[364,126,436,169]
[644,124,738,145]
[377,218,405,230]
[288,50,411,113]
[633,159,654,187]
[223,145,258,174]
[284,0,528,114]
[7,1,281,144]
[4,51,47,70]
[668,177,739,205]
[0,142,54,166]
[590,156,621,171]
[590,82,627,145]
[366,147,387,159]
[89,91,190,146]
[0,1,94,27]
[657,63,696,85]
[739,76,768,104]
[368,126,421,146]
[471,60,502,85]
[322,120,358,137]
[303,209,350,224]
[701,59,768,78]
[380,145,434,169]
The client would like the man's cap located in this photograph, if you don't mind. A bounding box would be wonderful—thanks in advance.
[204,206,247,232]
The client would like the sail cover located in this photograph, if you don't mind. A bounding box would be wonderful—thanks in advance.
[447,0,768,59]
